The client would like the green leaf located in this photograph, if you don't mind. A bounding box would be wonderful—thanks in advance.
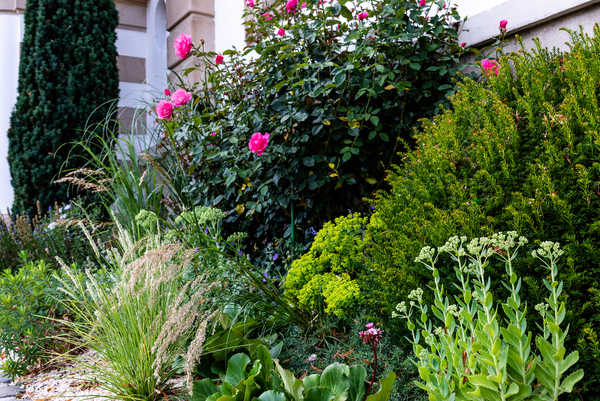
[258,391,286,401]
[320,362,350,399]
[560,369,583,392]
[334,72,347,87]
[303,374,321,390]
[192,379,218,401]
[275,360,304,401]
[304,387,334,401]
[365,371,395,401]
[224,353,251,386]
[348,366,366,401]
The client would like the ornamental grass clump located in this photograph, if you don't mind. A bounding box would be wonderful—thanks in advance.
[394,233,583,401]
[57,230,220,401]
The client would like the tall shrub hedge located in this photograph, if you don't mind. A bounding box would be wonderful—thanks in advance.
[8,0,119,215]
[159,0,463,256]
[285,28,600,396]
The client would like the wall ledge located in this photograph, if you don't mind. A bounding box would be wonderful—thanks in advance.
[458,0,599,46]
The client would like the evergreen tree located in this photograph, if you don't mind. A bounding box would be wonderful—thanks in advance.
[8,0,119,215]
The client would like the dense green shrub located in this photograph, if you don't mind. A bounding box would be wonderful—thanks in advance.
[158,0,463,256]
[284,213,368,318]
[292,27,600,395]
[0,255,70,378]
[0,201,109,272]
[8,0,119,215]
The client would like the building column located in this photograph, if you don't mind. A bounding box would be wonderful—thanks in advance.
[166,0,216,81]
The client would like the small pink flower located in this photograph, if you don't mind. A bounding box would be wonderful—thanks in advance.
[481,59,500,76]
[277,27,286,36]
[286,0,298,13]
[443,2,447,8]
[171,88,193,107]
[460,42,467,47]
[174,33,193,59]
[359,323,383,345]
[301,2,307,8]
[499,19,508,29]
[262,11,274,21]
[164,88,171,96]
[357,11,369,20]
[156,100,174,120]
[210,131,217,136]
[307,354,317,363]
[215,54,224,64]
[248,132,270,156]
[246,0,255,7]
[419,0,426,5]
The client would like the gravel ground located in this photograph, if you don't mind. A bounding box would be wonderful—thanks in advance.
[16,350,186,401]
[18,350,113,401]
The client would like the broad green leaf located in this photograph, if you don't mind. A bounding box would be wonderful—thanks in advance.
[320,363,350,399]
[258,391,286,401]
[348,366,367,401]
[192,379,219,401]
[275,360,304,401]
[365,371,396,401]
[224,353,252,386]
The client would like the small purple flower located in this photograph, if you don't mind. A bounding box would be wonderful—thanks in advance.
[204,227,209,234]
[273,253,279,261]
[307,354,317,363]
[262,271,270,283]
[309,227,317,236]
[238,249,243,257]
[195,247,199,253]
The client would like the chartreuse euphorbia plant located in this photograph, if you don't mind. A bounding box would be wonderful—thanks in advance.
[394,232,583,401]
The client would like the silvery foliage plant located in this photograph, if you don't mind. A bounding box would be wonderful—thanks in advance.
[393,232,583,401]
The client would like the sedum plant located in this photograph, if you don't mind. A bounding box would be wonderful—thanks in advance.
[394,232,583,401]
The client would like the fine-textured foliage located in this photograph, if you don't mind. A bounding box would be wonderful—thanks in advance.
[8,0,119,215]
[0,255,70,378]
[395,233,583,401]
[284,213,368,319]
[295,27,600,395]
[157,0,463,257]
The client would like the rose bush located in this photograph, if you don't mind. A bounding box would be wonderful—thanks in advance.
[156,0,463,259]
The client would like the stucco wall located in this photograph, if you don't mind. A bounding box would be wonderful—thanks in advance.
[0,13,22,211]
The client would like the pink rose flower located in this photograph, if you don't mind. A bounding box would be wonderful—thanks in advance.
[174,33,193,59]
[419,0,426,5]
[171,88,193,107]
[499,19,508,29]
[248,132,270,156]
[357,11,369,20]
[460,42,467,47]
[164,88,171,96]
[481,59,500,76]
[210,131,217,136]
[216,54,224,64]
[286,0,298,13]
[246,0,255,7]
[262,11,274,21]
[156,100,174,120]
[277,27,286,36]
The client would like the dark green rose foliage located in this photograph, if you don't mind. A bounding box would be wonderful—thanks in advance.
[163,0,463,253]
[294,28,600,397]
[8,0,119,215]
